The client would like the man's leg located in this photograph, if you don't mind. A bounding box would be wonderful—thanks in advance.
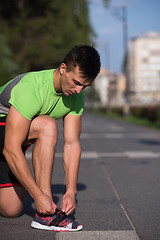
[0,186,26,217]
[0,116,26,218]
[0,115,57,217]
[28,115,58,200]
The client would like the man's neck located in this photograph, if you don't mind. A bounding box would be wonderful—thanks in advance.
[53,69,62,93]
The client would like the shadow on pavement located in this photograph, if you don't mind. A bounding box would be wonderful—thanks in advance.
[139,139,160,145]
[21,183,86,218]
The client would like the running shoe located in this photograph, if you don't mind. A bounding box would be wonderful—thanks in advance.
[31,209,83,232]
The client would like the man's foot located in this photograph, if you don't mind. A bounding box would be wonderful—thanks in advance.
[31,209,83,232]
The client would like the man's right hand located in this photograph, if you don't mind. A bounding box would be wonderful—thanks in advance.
[35,192,57,215]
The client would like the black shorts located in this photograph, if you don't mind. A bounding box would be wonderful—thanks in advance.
[0,116,21,188]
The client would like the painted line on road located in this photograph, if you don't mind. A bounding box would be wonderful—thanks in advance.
[80,132,160,139]
[99,151,159,159]
[56,230,139,240]
[80,133,124,139]
[25,151,160,160]
[82,151,160,159]
[125,151,160,158]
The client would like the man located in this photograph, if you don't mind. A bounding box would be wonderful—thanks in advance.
[0,45,101,231]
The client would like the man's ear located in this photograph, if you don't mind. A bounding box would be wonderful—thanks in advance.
[60,63,66,75]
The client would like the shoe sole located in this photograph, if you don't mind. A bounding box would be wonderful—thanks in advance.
[31,221,83,232]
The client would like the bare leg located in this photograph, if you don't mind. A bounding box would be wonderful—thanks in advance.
[0,186,25,217]
[0,115,57,217]
[30,116,58,199]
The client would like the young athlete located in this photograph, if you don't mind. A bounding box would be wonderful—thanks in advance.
[0,45,101,231]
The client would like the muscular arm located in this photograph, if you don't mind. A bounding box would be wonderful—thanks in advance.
[3,106,55,214]
[62,114,82,214]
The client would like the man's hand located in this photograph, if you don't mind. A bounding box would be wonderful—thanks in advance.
[35,192,57,215]
[62,192,76,215]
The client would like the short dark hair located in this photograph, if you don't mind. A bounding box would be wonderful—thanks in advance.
[63,45,101,81]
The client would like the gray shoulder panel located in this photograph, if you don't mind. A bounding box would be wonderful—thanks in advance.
[0,73,29,114]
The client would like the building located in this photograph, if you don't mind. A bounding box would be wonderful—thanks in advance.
[126,31,160,104]
[108,72,126,107]
[94,68,110,107]
[94,68,126,107]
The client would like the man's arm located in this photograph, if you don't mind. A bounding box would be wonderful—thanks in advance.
[62,114,82,215]
[3,106,55,215]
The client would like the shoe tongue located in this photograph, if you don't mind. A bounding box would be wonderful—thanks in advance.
[56,209,66,217]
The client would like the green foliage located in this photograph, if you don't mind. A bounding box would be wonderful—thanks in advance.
[0,0,95,73]
[130,105,159,122]
[0,35,20,86]
[84,84,100,102]
[88,105,160,129]
[89,105,160,130]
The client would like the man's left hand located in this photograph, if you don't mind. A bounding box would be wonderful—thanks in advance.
[62,192,76,215]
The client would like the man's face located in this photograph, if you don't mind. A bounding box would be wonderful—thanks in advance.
[60,64,92,96]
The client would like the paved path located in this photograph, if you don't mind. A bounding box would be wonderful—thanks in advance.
[1,112,160,240]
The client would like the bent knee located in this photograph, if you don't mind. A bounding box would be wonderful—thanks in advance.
[0,204,23,218]
[38,116,58,143]
[32,116,58,138]
[26,116,58,147]
[0,186,25,218]
[43,117,57,135]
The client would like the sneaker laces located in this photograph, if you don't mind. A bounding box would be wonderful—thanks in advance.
[48,209,67,227]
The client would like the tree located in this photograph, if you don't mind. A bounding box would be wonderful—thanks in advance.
[84,83,100,103]
[0,35,20,86]
[0,0,95,72]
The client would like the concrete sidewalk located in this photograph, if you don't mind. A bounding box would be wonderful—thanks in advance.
[1,112,160,239]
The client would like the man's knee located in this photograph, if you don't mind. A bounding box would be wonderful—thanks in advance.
[42,116,58,137]
[0,204,23,218]
[28,116,58,145]
[0,186,25,218]
[39,116,58,146]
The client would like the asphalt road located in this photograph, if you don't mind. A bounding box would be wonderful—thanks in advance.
[1,111,160,240]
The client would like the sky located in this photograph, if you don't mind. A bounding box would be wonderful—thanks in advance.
[89,0,160,73]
